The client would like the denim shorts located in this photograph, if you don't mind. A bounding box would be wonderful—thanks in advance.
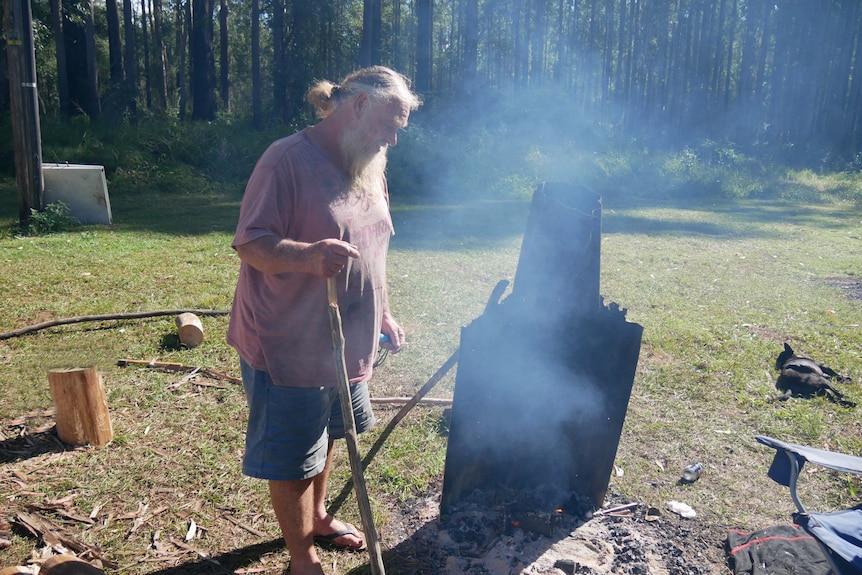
[240,359,376,481]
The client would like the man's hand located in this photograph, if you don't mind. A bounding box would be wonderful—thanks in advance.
[310,238,361,278]
[381,313,405,353]
[235,236,359,277]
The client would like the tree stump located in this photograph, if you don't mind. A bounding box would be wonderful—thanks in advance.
[47,367,113,447]
[175,312,204,347]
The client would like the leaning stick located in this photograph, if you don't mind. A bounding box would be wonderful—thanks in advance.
[385,349,458,430]
[326,277,385,575]
[328,346,459,515]
[370,397,453,406]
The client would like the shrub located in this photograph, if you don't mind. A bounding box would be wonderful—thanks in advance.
[27,201,79,235]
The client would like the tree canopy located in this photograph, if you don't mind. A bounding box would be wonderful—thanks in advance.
[2,0,861,168]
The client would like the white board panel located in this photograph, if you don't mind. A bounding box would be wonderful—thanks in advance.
[42,163,113,225]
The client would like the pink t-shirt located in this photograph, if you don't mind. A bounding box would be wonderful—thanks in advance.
[227,129,394,388]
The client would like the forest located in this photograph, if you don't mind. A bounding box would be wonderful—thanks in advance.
[2,0,862,181]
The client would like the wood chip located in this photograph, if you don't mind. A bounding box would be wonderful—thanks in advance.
[89,502,103,521]
[127,503,149,535]
[12,470,32,483]
[185,519,197,542]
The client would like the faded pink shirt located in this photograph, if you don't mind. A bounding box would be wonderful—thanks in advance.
[227,129,394,388]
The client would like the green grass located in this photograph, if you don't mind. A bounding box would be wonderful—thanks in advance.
[0,124,861,573]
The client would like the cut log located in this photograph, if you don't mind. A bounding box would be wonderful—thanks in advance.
[47,367,113,447]
[175,313,204,347]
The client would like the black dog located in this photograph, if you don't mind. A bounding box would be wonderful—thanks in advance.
[773,343,855,407]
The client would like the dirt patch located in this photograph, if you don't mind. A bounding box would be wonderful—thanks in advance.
[827,277,862,301]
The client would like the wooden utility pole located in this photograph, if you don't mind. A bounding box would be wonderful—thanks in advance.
[4,0,44,226]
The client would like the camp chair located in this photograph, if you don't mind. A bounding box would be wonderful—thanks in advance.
[756,435,862,575]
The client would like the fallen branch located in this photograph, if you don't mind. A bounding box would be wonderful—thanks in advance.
[0,309,229,341]
[117,358,241,385]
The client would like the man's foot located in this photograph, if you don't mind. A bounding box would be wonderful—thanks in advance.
[312,516,366,552]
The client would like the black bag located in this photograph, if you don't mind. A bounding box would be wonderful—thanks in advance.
[727,524,832,575]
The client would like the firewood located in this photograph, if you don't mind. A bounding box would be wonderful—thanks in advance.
[175,312,204,347]
[47,367,112,447]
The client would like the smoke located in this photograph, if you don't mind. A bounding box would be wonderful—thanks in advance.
[440,184,643,513]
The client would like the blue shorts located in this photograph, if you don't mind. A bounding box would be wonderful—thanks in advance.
[240,359,376,481]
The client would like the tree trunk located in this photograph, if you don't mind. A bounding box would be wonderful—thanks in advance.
[152,0,168,110]
[271,0,285,121]
[141,0,152,109]
[392,0,403,71]
[4,0,43,226]
[62,0,100,118]
[463,0,478,90]
[122,0,139,119]
[49,0,71,117]
[191,0,217,120]
[219,0,229,111]
[359,0,381,67]
[105,0,123,86]
[177,0,189,118]
[84,0,100,118]
[415,0,433,95]
[251,0,261,125]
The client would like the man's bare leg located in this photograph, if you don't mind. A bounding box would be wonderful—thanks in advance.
[311,440,364,548]
[269,478,324,575]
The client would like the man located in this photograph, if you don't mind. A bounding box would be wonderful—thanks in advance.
[227,66,421,575]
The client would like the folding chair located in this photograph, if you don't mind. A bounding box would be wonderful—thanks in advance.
[756,435,862,575]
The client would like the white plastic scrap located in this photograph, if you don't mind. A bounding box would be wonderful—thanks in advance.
[666,500,697,519]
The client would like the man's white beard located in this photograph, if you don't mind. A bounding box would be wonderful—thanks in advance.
[340,126,388,201]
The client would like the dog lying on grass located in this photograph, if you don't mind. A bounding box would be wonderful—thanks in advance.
[773,343,855,407]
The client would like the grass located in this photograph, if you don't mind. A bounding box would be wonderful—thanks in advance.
[0,130,861,573]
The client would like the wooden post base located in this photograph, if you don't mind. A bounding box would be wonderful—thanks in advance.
[47,367,113,447]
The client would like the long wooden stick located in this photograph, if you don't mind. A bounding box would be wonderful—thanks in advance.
[0,309,230,341]
[326,277,385,575]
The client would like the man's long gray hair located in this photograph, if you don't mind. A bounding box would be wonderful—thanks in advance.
[307,66,422,119]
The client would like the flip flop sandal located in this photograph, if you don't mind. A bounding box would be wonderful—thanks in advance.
[313,523,367,552]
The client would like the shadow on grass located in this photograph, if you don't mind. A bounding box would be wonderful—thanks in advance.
[3,177,858,244]
[602,197,860,238]
[141,537,286,575]
[0,428,70,464]
[108,190,243,236]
